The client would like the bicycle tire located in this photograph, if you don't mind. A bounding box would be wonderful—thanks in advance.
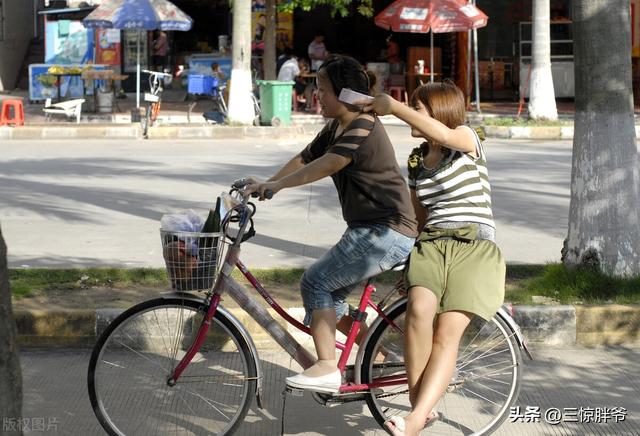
[361,299,522,435]
[141,104,152,138]
[88,297,257,436]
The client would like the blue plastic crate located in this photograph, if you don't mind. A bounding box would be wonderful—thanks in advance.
[188,75,219,96]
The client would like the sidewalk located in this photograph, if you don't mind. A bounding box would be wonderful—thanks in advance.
[19,346,640,435]
[3,89,640,140]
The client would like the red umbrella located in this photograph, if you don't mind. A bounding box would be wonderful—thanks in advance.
[375,0,488,84]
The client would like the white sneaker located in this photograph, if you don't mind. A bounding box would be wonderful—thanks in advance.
[285,370,341,393]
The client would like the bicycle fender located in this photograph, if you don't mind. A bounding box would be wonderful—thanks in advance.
[160,292,266,408]
[497,304,534,360]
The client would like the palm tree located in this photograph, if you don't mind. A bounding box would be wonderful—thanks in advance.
[563,0,640,276]
[528,0,558,120]
[227,0,256,125]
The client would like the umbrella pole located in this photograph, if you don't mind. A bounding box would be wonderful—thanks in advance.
[467,30,472,103]
[473,27,481,113]
[136,30,141,109]
[430,32,434,83]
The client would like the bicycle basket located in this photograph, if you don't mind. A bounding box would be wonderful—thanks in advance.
[160,229,223,292]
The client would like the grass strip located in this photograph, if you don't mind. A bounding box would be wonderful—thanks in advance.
[9,264,640,305]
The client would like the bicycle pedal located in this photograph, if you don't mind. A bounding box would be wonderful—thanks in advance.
[285,386,305,397]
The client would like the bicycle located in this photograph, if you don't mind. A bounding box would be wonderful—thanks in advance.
[141,69,172,138]
[87,180,533,435]
[197,85,261,126]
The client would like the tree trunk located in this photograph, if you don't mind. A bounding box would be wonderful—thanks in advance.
[228,0,256,125]
[0,224,23,436]
[263,0,277,80]
[564,0,640,276]
[528,0,558,120]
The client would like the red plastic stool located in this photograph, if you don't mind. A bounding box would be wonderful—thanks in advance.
[0,99,25,126]
[388,86,408,105]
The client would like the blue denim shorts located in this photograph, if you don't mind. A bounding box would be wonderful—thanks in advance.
[300,224,415,326]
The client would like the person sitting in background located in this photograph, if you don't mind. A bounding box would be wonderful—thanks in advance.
[296,58,314,111]
[210,63,226,81]
[277,48,300,82]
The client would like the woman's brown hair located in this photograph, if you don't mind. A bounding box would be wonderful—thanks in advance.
[410,79,466,129]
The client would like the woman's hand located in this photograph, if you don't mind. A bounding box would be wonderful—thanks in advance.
[359,93,397,116]
[245,179,280,201]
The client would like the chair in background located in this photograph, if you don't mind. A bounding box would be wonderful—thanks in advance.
[388,86,409,104]
[43,98,85,123]
[0,99,25,126]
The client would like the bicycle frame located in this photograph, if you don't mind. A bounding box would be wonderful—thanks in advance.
[168,194,408,395]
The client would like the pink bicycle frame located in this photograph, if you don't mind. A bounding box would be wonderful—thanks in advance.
[170,197,407,393]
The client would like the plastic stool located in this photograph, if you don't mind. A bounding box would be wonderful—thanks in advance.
[0,99,25,126]
[388,86,408,105]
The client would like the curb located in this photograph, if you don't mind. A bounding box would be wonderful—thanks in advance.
[0,123,319,140]
[13,304,640,349]
[4,118,638,140]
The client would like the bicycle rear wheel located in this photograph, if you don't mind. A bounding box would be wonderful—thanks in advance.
[362,299,522,435]
[88,297,256,435]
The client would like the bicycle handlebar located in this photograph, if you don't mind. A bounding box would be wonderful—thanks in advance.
[142,69,173,79]
[232,178,273,199]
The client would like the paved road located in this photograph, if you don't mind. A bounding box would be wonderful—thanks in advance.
[0,127,570,269]
[18,346,640,435]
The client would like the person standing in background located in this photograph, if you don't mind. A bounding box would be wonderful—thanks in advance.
[308,31,328,72]
[152,31,169,71]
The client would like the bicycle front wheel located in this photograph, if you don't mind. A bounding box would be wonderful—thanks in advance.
[362,299,522,435]
[88,297,257,435]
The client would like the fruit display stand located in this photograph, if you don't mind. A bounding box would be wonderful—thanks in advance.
[28,64,111,103]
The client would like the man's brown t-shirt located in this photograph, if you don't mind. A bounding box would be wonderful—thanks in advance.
[300,114,418,238]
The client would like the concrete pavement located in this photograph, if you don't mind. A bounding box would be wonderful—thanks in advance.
[0,129,571,268]
[3,130,638,348]
[18,346,640,435]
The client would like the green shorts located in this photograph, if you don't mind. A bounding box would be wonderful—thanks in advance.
[404,225,505,321]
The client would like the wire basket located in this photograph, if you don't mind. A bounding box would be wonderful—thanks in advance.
[160,229,224,292]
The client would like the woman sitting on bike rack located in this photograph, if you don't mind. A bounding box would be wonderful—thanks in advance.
[360,81,506,436]
[246,54,418,394]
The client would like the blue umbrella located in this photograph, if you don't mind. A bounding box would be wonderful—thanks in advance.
[83,0,193,107]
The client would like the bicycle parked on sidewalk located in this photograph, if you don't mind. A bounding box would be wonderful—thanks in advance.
[87,180,532,436]
[141,69,173,138]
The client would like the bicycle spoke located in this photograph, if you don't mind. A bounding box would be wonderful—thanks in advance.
[363,305,522,435]
[90,300,255,436]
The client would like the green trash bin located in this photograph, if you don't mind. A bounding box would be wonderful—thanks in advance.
[256,80,294,126]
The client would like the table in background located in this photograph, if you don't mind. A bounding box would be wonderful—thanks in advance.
[82,70,129,113]
[50,73,82,103]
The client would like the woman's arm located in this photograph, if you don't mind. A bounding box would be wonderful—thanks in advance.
[362,95,477,156]
[267,153,306,181]
[248,153,351,199]
[410,189,428,232]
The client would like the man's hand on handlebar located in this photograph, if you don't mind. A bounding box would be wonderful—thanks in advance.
[243,178,277,201]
